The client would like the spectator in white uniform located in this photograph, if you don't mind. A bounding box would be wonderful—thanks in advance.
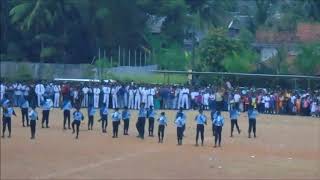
[35,82,45,107]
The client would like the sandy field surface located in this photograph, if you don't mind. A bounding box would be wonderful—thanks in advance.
[1,108,320,179]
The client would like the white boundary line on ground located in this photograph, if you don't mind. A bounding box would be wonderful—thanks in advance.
[36,148,159,179]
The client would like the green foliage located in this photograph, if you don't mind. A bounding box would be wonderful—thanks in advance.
[15,64,32,80]
[40,63,54,79]
[198,28,242,71]
[94,58,113,80]
[6,42,25,60]
[40,47,58,60]
[222,49,258,73]
[186,0,235,28]
[94,58,112,69]
[238,28,255,47]
[267,46,289,74]
[295,42,320,75]
[155,44,189,70]
[255,0,273,26]
[83,65,95,79]
[4,0,320,77]
[160,0,188,42]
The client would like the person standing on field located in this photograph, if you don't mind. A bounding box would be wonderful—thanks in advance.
[248,106,258,138]
[195,109,207,146]
[157,112,167,143]
[229,104,241,137]
[213,111,224,147]
[28,106,38,139]
[122,106,131,135]
[72,106,84,139]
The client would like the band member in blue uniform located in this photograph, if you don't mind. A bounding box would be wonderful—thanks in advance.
[136,103,147,139]
[213,111,224,147]
[99,103,108,133]
[20,97,30,127]
[122,106,131,135]
[248,106,259,138]
[195,109,207,146]
[147,106,156,137]
[2,102,16,138]
[87,104,96,130]
[157,112,167,143]
[112,108,121,138]
[28,106,38,139]
[72,106,84,139]
[62,98,72,130]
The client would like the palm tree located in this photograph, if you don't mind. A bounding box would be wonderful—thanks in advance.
[9,0,78,61]
[1,0,9,55]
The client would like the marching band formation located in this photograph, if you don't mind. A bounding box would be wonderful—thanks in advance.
[0,80,319,146]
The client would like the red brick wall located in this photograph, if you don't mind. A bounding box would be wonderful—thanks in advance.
[255,30,297,43]
[256,23,320,43]
[296,23,320,42]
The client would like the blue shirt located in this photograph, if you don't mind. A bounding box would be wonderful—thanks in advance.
[122,110,131,120]
[147,109,156,118]
[195,114,206,124]
[211,111,218,122]
[214,115,224,126]
[73,111,84,121]
[176,112,186,125]
[42,99,52,110]
[138,108,147,118]
[158,116,167,125]
[28,110,38,121]
[100,106,108,116]
[21,100,29,109]
[175,111,186,119]
[4,107,16,118]
[62,101,72,111]
[112,111,121,121]
[248,109,258,119]
[175,117,184,127]
[0,98,9,108]
[229,109,240,120]
[88,107,96,116]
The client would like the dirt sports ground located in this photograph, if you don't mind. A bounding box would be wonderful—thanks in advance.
[1,108,320,180]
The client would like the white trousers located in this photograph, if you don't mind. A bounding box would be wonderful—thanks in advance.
[147,95,154,108]
[134,96,141,109]
[0,92,4,100]
[182,94,189,109]
[178,95,183,109]
[82,94,88,107]
[112,94,118,108]
[128,95,134,109]
[37,94,43,107]
[54,93,60,107]
[103,93,109,108]
[94,94,99,108]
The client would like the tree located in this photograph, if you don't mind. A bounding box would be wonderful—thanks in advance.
[198,28,242,71]
[295,42,320,75]
[0,0,9,55]
[9,0,80,62]
[222,48,258,73]
[159,0,188,43]
[155,43,188,70]
[186,0,235,29]
[255,0,274,26]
